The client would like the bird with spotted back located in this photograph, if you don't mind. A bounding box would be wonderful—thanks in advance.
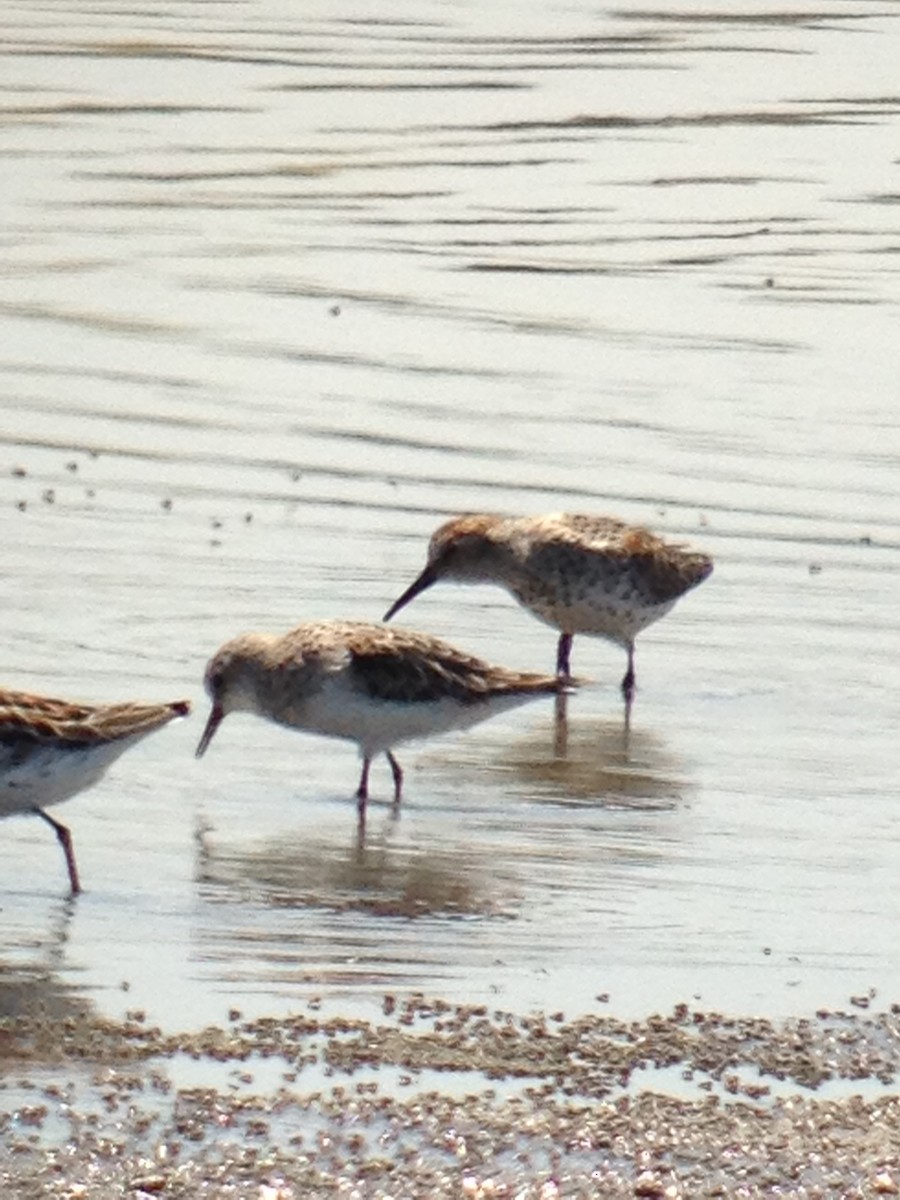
[0,690,191,894]
[195,619,572,825]
[383,513,713,718]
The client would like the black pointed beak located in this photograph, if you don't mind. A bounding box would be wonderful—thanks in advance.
[383,564,438,622]
[195,704,224,758]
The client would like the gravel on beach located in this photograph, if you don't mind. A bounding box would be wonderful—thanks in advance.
[3,994,900,1198]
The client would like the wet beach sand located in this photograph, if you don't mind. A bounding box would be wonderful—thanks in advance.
[5,994,900,1198]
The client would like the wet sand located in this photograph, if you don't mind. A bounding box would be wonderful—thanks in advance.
[5,995,900,1197]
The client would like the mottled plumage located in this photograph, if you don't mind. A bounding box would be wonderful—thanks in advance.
[0,690,191,894]
[196,620,569,821]
[384,513,713,713]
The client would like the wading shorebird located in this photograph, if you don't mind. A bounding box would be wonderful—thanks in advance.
[195,619,571,823]
[383,513,713,716]
[0,691,191,894]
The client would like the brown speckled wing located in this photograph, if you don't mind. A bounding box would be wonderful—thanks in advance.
[0,690,190,747]
[551,514,632,544]
[624,545,713,602]
[343,627,559,706]
[527,516,712,604]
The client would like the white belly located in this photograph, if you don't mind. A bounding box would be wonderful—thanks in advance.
[523,592,677,645]
[280,677,549,758]
[0,738,138,819]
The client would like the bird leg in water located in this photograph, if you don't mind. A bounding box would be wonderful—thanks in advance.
[622,643,636,728]
[386,751,403,806]
[356,756,372,823]
[556,633,573,679]
[34,806,81,895]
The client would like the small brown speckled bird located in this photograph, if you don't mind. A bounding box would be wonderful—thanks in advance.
[0,691,191,894]
[196,619,570,822]
[384,513,713,715]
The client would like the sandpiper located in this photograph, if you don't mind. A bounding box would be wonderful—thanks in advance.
[195,619,569,822]
[0,690,190,894]
[384,513,713,714]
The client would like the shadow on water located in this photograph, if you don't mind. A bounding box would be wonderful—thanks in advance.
[193,820,517,920]
[0,962,92,1026]
[182,695,690,996]
[188,819,525,993]
[0,897,90,1025]
[188,701,687,951]
[485,698,688,810]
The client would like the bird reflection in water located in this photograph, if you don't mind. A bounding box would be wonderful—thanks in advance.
[0,894,89,1026]
[501,699,686,811]
[193,819,516,921]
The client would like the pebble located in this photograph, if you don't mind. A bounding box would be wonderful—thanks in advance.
[4,997,900,1197]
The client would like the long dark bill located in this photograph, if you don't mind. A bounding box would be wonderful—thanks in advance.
[195,705,224,758]
[382,564,438,622]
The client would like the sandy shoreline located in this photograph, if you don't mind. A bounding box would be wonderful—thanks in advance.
[3,995,900,1197]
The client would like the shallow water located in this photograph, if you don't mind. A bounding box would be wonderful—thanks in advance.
[1,0,899,1044]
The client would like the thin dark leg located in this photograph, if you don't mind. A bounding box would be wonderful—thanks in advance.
[556,633,573,679]
[621,643,635,727]
[386,750,403,807]
[356,756,371,825]
[35,807,81,896]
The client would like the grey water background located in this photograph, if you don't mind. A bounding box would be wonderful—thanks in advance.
[0,0,898,1036]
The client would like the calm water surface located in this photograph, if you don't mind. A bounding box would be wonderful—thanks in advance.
[0,0,899,1038]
